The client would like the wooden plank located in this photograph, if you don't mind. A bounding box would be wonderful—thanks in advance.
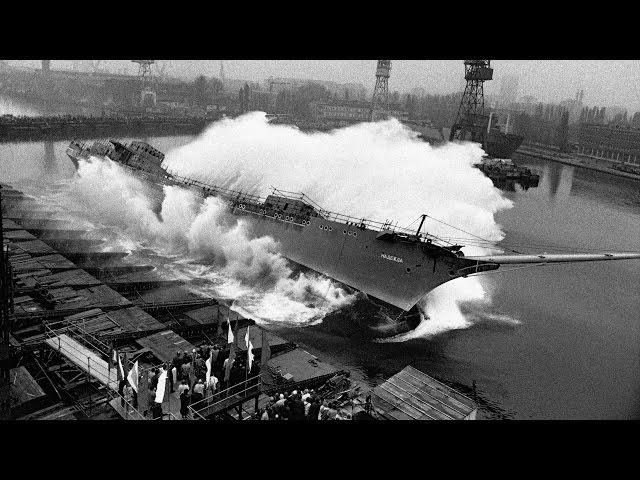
[9,366,47,407]
[372,386,424,420]
[44,334,118,390]
[386,376,460,420]
[404,366,475,412]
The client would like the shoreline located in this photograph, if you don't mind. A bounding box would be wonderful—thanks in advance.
[515,145,640,182]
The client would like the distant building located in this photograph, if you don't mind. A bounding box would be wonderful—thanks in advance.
[578,123,640,165]
[266,77,367,101]
[310,100,408,126]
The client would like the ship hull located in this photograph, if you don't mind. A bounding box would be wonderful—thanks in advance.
[227,203,471,312]
[484,131,524,159]
[67,144,485,314]
[67,147,166,215]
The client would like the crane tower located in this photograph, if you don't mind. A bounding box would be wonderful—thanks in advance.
[449,60,493,143]
[132,60,156,108]
[371,60,391,121]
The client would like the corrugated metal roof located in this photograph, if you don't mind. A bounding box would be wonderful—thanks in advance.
[370,366,477,420]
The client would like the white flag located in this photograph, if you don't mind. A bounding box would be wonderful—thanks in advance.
[127,360,139,393]
[227,320,234,344]
[117,353,125,381]
[247,340,254,371]
[205,355,212,385]
[244,326,250,348]
[155,369,167,404]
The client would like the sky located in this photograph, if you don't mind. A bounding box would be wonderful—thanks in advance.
[8,60,640,112]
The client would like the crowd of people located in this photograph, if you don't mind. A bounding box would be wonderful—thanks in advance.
[253,389,350,421]
[118,343,352,421]
[169,344,260,419]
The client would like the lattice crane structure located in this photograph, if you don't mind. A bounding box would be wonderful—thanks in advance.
[449,60,494,144]
[370,60,391,121]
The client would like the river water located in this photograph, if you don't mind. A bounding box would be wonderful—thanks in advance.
[1,103,638,419]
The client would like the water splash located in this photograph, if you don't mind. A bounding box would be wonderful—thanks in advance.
[45,113,514,336]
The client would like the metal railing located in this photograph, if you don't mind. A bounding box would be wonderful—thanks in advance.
[41,320,181,420]
[188,374,261,420]
[168,174,451,246]
[72,141,452,248]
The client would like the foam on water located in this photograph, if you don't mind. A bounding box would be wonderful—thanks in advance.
[46,113,514,337]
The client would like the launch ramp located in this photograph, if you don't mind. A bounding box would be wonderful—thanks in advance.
[44,333,118,391]
[368,366,477,420]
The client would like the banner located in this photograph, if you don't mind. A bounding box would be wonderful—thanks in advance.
[205,353,212,385]
[227,320,234,344]
[127,360,139,393]
[247,340,254,372]
[155,369,168,404]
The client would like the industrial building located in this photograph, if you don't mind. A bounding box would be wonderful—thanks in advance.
[577,123,640,165]
[310,100,407,126]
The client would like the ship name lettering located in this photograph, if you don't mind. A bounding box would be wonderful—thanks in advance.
[381,253,403,263]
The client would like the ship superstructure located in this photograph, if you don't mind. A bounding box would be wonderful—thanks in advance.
[67,140,640,316]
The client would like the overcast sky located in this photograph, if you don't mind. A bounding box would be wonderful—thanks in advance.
[9,60,640,112]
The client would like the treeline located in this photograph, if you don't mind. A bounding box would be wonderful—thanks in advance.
[512,110,571,151]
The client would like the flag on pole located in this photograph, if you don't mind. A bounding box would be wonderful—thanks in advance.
[122,352,130,382]
[227,319,234,344]
[155,369,168,404]
[205,351,213,385]
[244,326,250,348]
[116,350,125,382]
[127,360,139,393]
[247,340,254,372]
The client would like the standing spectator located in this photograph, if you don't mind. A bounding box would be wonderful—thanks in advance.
[147,387,157,417]
[275,394,286,418]
[177,379,190,396]
[192,378,205,404]
[166,363,175,394]
[308,397,321,421]
[304,397,311,418]
[210,344,220,367]
[194,354,206,382]
[148,368,159,391]
[181,360,192,388]
[172,350,184,380]
[118,378,127,408]
[301,389,311,402]
[291,393,306,421]
[123,383,134,413]
[180,387,190,419]
[206,373,219,397]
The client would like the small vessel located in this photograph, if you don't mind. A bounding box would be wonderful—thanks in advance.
[475,157,540,190]
[67,139,640,335]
